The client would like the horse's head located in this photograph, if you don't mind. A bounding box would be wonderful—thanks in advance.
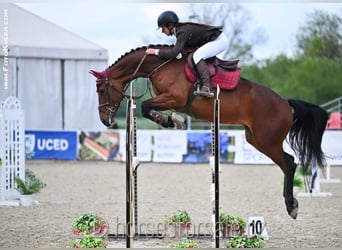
[89,68,124,129]
[90,45,181,128]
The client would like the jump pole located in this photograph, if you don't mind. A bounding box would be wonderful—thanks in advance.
[125,83,140,247]
[210,86,220,248]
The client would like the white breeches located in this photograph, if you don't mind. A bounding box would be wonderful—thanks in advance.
[193,33,229,64]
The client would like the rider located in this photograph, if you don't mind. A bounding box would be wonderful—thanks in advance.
[145,10,229,98]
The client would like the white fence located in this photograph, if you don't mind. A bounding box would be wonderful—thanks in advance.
[0,96,25,204]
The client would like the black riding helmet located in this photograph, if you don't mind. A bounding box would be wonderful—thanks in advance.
[157,11,179,28]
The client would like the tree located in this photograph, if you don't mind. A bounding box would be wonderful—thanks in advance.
[296,10,342,62]
[187,3,266,62]
[242,55,342,104]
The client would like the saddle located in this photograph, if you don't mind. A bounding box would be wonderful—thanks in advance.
[185,53,241,90]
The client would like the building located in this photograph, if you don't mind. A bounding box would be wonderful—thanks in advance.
[0,3,108,129]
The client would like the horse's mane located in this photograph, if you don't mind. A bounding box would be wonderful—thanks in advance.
[108,44,174,68]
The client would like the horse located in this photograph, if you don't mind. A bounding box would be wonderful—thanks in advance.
[90,45,328,219]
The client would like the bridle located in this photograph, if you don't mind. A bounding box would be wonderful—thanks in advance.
[96,68,124,126]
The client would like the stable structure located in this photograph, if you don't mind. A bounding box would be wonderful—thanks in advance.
[0,4,108,130]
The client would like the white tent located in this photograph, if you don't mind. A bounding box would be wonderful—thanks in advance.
[0,3,108,129]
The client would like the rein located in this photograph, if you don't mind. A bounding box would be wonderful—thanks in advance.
[124,53,148,94]
[147,57,173,78]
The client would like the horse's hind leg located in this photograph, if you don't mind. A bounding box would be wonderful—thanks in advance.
[245,127,298,219]
[283,152,298,219]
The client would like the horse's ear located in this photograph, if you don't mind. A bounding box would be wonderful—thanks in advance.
[89,70,105,79]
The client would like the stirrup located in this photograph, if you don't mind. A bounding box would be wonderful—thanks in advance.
[194,86,214,98]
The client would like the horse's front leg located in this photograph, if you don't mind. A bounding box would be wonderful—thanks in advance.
[141,98,186,129]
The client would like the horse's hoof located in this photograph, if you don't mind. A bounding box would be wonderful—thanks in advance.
[288,198,298,219]
[171,113,186,129]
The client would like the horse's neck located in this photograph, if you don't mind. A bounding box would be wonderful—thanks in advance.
[112,50,168,81]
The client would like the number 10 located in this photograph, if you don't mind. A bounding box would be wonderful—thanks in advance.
[249,219,263,235]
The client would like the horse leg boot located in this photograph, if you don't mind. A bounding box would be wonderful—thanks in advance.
[193,59,214,98]
[149,110,174,128]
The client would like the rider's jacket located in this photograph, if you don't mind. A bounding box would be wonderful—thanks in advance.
[158,22,223,59]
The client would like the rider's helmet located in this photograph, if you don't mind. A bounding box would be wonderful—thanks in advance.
[157,11,179,28]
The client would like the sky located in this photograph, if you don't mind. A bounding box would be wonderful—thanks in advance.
[11,1,342,64]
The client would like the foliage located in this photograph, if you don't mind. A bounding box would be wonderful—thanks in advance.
[293,175,304,189]
[296,10,342,62]
[72,213,108,236]
[14,169,46,195]
[296,165,312,176]
[71,213,108,248]
[226,235,265,248]
[186,3,266,62]
[242,56,342,105]
[220,212,235,225]
[165,209,192,227]
[220,213,246,230]
[167,239,199,248]
[71,234,107,248]
[235,216,247,230]
[281,170,304,189]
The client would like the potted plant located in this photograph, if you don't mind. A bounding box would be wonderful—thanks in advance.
[164,209,192,238]
[71,234,108,248]
[220,212,235,237]
[234,216,246,235]
[72,213,108,237]
[226,235,265,248]
[220,213,246,238]
[14,171,45,206]
[71,213,108,248]
[167,239,199,248]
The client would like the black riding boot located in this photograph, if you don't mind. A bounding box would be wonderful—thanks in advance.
[194,59,214,98]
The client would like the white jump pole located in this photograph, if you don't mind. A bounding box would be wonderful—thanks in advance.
[210,86,220,248]
[297,162,332,198]
[125,82,140,247]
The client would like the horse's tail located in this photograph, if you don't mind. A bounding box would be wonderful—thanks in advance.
[288,99,328,173]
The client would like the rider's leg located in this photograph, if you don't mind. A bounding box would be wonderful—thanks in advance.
[194,59,214,98]
[193,33,229,98]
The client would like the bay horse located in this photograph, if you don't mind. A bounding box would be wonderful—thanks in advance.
[90,45,328,219]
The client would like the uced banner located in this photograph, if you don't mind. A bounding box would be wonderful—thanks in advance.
[25,131,77,160]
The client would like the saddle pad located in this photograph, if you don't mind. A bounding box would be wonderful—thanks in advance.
[185,63,240,90]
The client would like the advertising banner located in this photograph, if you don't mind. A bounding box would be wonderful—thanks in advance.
[182,131,229,163]
[25,131,77,160]
[152,130,188,163]
[322,130,342,165]
[233,131,273,164]
[119,130,153,162]
[78,130,122,161]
